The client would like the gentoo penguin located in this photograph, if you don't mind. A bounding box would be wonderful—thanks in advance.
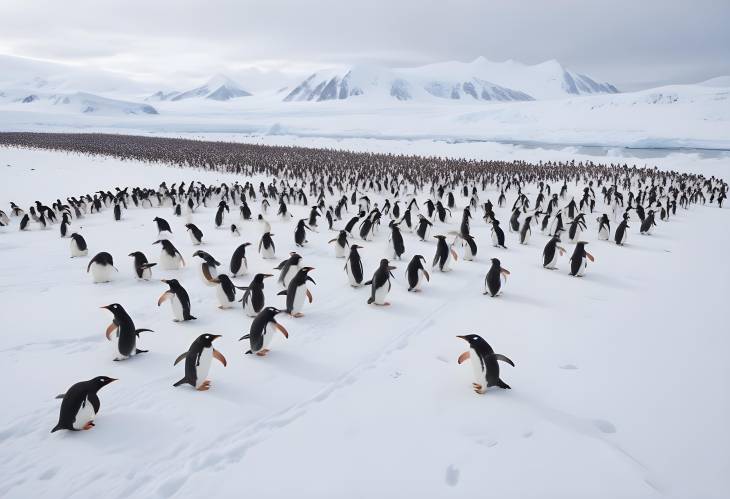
[230,242,252,277]
[113,203,122,221]
[128,251,156,280]
[484,258,510,297]
[277,267,315,317]
[519,214,535,245]
[405,255,430,292]
[154,239,185,270]
[614,214,630,246]
[294,219,311,247]
[597,214,611,241]
[51,376,116,432]
[240,307,289,356]
[87,252,118,283]
[567,213,587,243]
[415,215,433,241]
[158,279,196,322]
[461,234,477,261]
[240,273,273,317]
[457,334,514,394]
[640,210,657,235]
[70,232,88,257]
[257,214,272,234]
[173,334,227,391]
[569,242,594,277]
[101,303,152,360]
[490,219,507,248]
[274,252,303,288]
[345,244,365,287]
[153,216,173,237]
[230,224,241,237]
[19,214,30,230]
[60,219,70,238]
[192,250,221,286]
[542,235,566,270]
[185,223,204,245]
[389,222,406,260]
[211,274,244,309]
[328,230,349,258]
[365,259,396,306]
[259,232,276,259]
[432,235,457,272]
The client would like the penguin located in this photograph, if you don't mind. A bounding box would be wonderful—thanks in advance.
[432,235,458,272]
[461,234,477,261]
[211,274,245,309]
[257,214,271,234]
[19,214,30,231]
[185,223,204,245]
[615,214,630,246]
[153,216,173,236]
[640,210,657,235]
[569,242,594,277]
[294,219,311,247]
[567,213,587,243]
[240,273,273,317]
[154,239,185,270]
[490,219,507,249]
[230,224,241,237]
[87,252,118,283]
[101,303,152,360]
[128,251,156,280]
[173,334,227,390]
[405,255,430,292]
[484,258,510,297]
[274,252,303,288]
[277,267,315,317]
[456,334,514,394]
[328,230,349,258]
[597,214,611,241]
[192,250,221,286]
[542,235,566,270]
[113,203,122,221]
[365,259,396,306]
[60,219,70,238]
[344,244,365,287]
[51,376,117,432]
[230,242,252,277]
[240,307,289,356]
[415,215,432,241]
[70,232,88,257]
[388,222,406,260]
[259,231,276,259]
[158,279,196,321]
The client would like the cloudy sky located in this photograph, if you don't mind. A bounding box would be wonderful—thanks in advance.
[0,0,728,91]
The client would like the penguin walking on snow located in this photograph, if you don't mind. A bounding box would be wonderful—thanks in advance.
[365,259,396,306]
[614,214,630,246]
[101,303,152,360]
[542,235,566,269]
[406,255,430,292]
[597,214,611,241]
[328,230,349,258]
[51,376,116,432]
[185,223,204,245]
[240,273,273,317]
[129,251,156,280]
[569,242,594,277]
[274,252,303,288]
[490,220,507,248]
[432,235,457,272]
[230,242,251,277]
[70,232,88,257]
[211,274,245,309]
[192,250,221,286]
[153,217,173,237]
[294,219,311,247]
[87,252,118,283]
[154,239,185,270]
[259,232,276,259]
[484,258,510,297]
[345,244,365,287]
[277,267,315,317]
[456,334,514,394]
[173,334,227,391]
[240,307,289,356]
[158,279,196,321]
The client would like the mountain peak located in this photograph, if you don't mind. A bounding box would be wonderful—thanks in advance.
[205,73,240,89]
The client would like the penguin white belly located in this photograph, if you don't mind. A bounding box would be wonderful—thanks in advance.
[334,244,345,258]
[570,228,582,242]
[521,230,531,245]
[160,251,182,270]
[199,264,218,286]
[261,246,275,259]
[598,227,609,240]
[141,267,152,281]
[232,259,248,277]
[90,263,114,283]
[290,285,307,314]
[413,269,428,290]
[439,254,453,272]
[491,231,499,246]
[463,247,475,261]
[216,285,232,308]
[546,252,559,269]
[72,398,96,430]
[576,258,588,276]
[373,282,390,305]
[262,322,279,350]
[618,231,628,245]
[159,230,173,239]
[70,240,87,257]
[244,297,258,317]
[170,295,185,321]
[195,348,213,388]
[346,263,361,287]
[189,232,201,245]
[282,265,300,287]
[470,349,487,386]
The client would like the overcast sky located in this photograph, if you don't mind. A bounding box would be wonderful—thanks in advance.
[1,0,728,91]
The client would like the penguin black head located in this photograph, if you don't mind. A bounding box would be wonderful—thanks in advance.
[100,303,125,315]
[198,333,222,347]
[162,278,180,288]
[89,376,118,390]
[351,244,363,250]
[379,258,396,271]
[456,334,491,350]
[128,251,144,258]
[491,258,501,266]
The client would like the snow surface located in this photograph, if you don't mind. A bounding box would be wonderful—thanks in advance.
[0,145,728,499]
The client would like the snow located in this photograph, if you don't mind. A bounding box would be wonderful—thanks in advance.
[0,145,728,498]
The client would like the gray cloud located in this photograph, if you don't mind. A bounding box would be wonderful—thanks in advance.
[1,0,728,90]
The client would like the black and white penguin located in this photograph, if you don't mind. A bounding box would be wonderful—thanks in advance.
[51,376,116,432]
[567,213,587,243]
[569,242,594,277]
[158,279,196,322]
[277,267,315,317]
[70,232,88,257]
[101,303,152,360]
[240,273,273,317]
[640,210,657,235]
[415,215,433,241]
[192,250,221,286]
[457,334,514,394]
[230,224,241,237]
[185,223,204,245]
[153,216,173,237]
[328,230,349,258]
[230,242,252,277]
[211,274,244,309]
[460,234,478,261]
[258,214,272,234]
[240,307,289,356]
[113,203,122,221]
[405,255,430,292]
[173,334,227,390]
[614,214,630,246]
[87,252,118,283]
[344,244,365,287]
[389,222,406,260]
[274,252,303,288]
[365,259,396,306]
[294,219,311,247]
[259,231,276,259]
[60,219,70,238]
[597,214,611,241]
[128,251,156,280]
[542,235,566,270]
[154,239,185,270]
[484,258,510,297]
[432,235,457,272]
[490,219,507,249]
[19,214,30,231]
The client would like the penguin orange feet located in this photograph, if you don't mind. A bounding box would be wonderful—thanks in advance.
[472,383,486,394]
[82,421,95,430]
[256,349,270,356]
[197,380,211,391]
[292,312,304,318]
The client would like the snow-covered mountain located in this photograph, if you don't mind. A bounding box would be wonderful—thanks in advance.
[150,74,252,102]
[1,90,158,115]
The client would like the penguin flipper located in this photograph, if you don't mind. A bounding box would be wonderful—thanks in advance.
[493,354,515,367]
[135,328,154,337]
[239,334,251,341]
[51,423,68,433]
[276,290,287,296]
[174,352,188,365]
[135,348,149,355]
[184,314,197,321]
[363,280,373,286]
[54,393,65,400]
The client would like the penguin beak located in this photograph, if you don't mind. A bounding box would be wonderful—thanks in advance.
[211,335,222,340]
[100,305,109,310]
[456,335,468,341]
[152,240,160,245]
[161,279,169,284]
[388,266,397,270]
[263,274,273,278]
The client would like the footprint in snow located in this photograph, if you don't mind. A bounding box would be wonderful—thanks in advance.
[593,419,616,434]
[445,465,460,486]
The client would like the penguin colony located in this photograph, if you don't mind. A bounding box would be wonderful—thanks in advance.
[0,132,726,433]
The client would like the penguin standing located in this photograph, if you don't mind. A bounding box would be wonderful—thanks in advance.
[569,242,594,277]
[328,230,349,258]
[240,307,289,356]
[51,376,116,432]
[640,210,657,235]
[87,252,118,283]
[185,223,204,245]
[211,274,245,309]
[405,255,430,292]
[274,252,303,288]
[365,259,396,306]
[597,214,611,241]
[128,251,156,280]
[614,214,630,246]
[70,232,88,257]
[154,239,185,270]
[294,219,311,247]
[192,250,221,287]
[542,236,566,270]
[456,334,514,394]
[173,334,227,391]
[388,222,406,260]
[158,279,196,321]
[230,242,252,277]
[231,224,241,237]
[461,234,477,261]
[432,235,457,272]
[277,267,315,317]
[484,258,510,297]
[259,232,276,259]
[240,273,273,317]
[153,217,173,237]
[101,303,152,360]
[490,220,507,249]
[19,214,30,231]
[415,215,432,241]
[113,203,122,221]
[344,244,365,287]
